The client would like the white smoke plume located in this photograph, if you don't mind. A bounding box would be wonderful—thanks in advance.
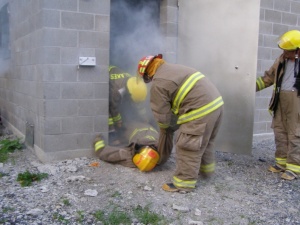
[110,0,163,74]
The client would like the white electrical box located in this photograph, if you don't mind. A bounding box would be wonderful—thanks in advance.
[79,57,96,66]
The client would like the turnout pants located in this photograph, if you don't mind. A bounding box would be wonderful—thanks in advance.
[173,106,223,189]
[272,90,300,174]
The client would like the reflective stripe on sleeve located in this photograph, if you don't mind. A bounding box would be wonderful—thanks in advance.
[172,72,205,115]
[256,77,265,91]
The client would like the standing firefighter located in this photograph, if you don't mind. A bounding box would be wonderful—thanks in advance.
[94,121,172,171]
[108,65,148,145]
[256,30,300,180]
[137,54,224,192]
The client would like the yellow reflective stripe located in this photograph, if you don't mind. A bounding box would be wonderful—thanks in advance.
[256,77,265,91]
[158,122,169,129]
[177,96,224,124]
[275,157,287,166]
[200,163,215,173]
[144,135,156,141]
[129,127,158,143]
[108,117,114,125]
[112,114,121,122]
[95,140,105,152]
[139,59,151,74]
[108,65,116,72]
[173,176,196,189]
[172,72,205,115]
[286,163,300,173]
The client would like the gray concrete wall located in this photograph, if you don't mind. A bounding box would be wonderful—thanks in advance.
[0,0,110,162]
[254,0,300,138]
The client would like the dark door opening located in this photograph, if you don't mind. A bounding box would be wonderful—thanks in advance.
[110,0,161,73]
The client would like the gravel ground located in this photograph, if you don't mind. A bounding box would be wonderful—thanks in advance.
[0,133,300,225]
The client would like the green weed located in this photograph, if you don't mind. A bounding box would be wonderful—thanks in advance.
[2,207,14,213]
[76,211,84,223]
[0,138,23,163]
[133,204,167,225]
[93,204,167,225]
[0,172,9,178]
[63,199,71,206]
[17,170,48,187]
[53,212,70,224]
[94,208,131,225]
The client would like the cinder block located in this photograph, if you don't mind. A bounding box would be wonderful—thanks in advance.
[40,0,77,11]
[253,122,268,134]
[44,83,61,99]
[36,47,61,64]
[94,83,109,100]
[61,83,94,99]
[61,47,79,64]
[259,21,273,34]
[38,65,63,82]
[257,47,272,60]
[79,31,109,48]
[61,66,79,82]
[61,12,94,30]
[263,35,278,48]
[260,0,274,10]
[265,9,282,23]
[78,66,106,82]
[79,0,110,15]
[61,116,94,133]
[282,12,297,25]
[94,115,108,132]
[274,0,291,12]
[43,117,61,134]
[95,49,109,66]
[95,15,109,32]
[44,99,78,117]
[43,28,77,47]
[291,2,300,14]
[273,23,289,35]
[78,99,108,116]
[43,134,80,152]
[36,10,60,29]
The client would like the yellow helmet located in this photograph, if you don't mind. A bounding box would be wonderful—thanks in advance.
[132,146,160,172]
[126,77,147,103]
[278,30,300,50]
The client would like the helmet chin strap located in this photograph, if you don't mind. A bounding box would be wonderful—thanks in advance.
[143,73,153,83]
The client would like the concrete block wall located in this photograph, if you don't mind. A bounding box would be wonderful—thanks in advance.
[1,0,110,162]
[254,0,300,137]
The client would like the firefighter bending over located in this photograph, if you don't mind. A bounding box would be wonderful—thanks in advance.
[137,54,224,192]
[256,30,300,180]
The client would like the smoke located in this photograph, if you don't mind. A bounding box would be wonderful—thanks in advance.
[110,0,162,74]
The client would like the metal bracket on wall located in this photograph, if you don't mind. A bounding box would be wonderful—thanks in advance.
[25,122,34,148]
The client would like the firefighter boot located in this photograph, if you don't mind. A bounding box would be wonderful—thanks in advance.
[162,183,193,193]
[268,164,286,173]
[281,170,298,180]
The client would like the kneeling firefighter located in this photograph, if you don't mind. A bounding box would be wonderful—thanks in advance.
[94,121,172,171]
[108,65,149,146]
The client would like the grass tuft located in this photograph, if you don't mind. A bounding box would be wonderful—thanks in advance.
[17,170,48,187]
